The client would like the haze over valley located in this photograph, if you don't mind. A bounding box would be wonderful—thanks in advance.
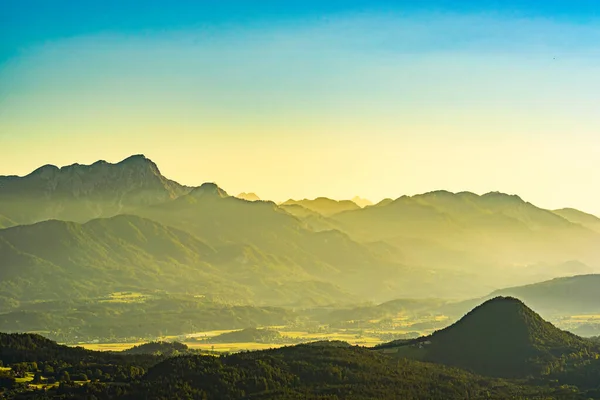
[1,155,600,343]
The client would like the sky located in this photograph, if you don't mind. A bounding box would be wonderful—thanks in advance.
[1,1,600,213]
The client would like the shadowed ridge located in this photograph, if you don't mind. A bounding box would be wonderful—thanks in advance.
[26,164,60,178]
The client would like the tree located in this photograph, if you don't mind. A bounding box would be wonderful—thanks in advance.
[43,364,55,376]
[59,370,71,382]
[32,372,43,384]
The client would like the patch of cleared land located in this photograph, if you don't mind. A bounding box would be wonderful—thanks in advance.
[98,292,150,304]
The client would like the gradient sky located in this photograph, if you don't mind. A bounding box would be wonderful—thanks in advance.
[1,1,600,213]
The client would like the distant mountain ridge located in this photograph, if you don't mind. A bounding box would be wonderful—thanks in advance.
[237,192,261,202]
[2,155,600,306]
[351,196,373,208]
[281,197,361,216]
[490,274,600,315]
[554,208,600,233]
[0,155,192,225]
[332,190,600,282]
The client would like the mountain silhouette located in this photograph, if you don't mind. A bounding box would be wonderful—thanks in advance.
[351,196,373,208]
[237,192,261,202]
[0,155,191,225]
[381,297,594,377]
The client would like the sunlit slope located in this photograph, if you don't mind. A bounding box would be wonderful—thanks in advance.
[0,215,356,305]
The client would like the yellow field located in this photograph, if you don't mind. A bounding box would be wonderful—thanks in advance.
[279,331,382,346]
[185,329,237,339]
[569,315,600,321]
[78,342,142,352]
[75,326,424,353]
[15,372,34,384]
[186,342,285,352]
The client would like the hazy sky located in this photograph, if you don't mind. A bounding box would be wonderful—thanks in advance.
[1,1,600,213]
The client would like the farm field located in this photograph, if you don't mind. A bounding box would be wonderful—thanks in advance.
[78,342,145,352]
[75,327,427,353]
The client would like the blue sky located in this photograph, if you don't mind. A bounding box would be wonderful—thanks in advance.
[3,0,599,62]
[1,1,600,213]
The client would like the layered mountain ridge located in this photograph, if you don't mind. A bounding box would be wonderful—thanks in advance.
[1,155,599,307]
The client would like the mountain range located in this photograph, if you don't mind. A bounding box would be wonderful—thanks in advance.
[1,155,599,308]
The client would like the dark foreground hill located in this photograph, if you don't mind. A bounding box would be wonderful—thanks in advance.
[379,297,598,378]
[137,344,560,400]
[7,295,600,398]
[0,332,578,400]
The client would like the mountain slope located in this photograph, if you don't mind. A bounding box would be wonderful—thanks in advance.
[133,184,414,301]
[491,275,600,315]
[380,297,595,377]
[554,208,600,233]
[279,203,345,232]
[0,155,192,225]
[0,214,359,305]
[0,214,15,229]
[441,274,600,320]
[0,215,227,301]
